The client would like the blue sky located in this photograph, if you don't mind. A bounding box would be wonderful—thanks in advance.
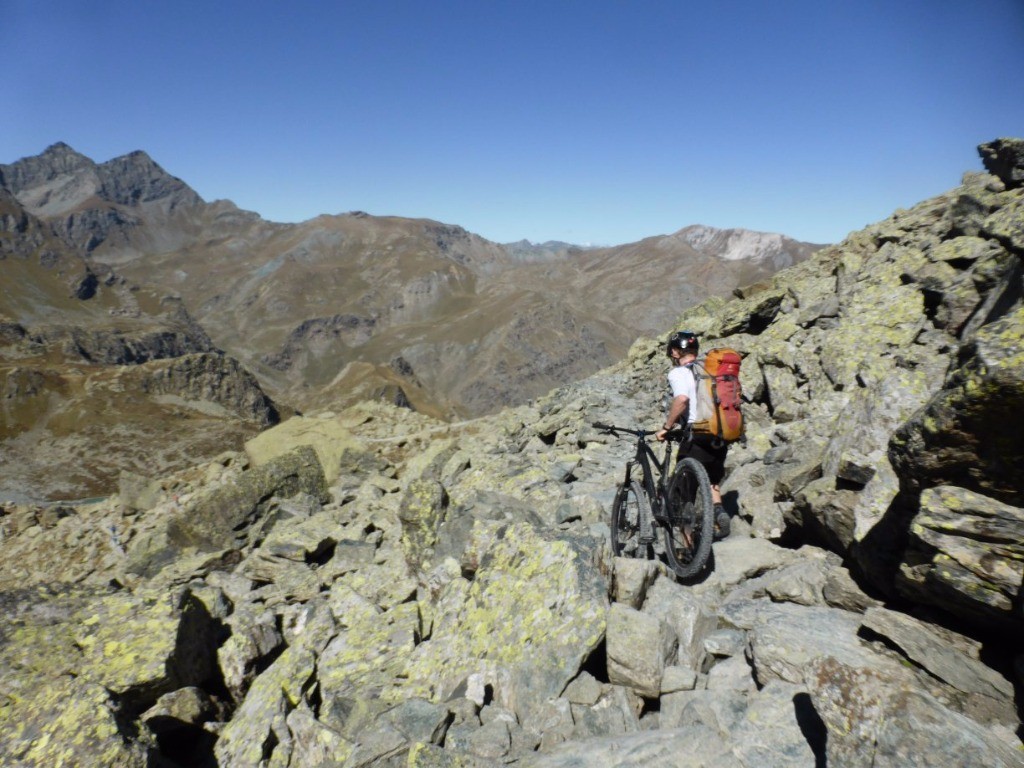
[5,0,1024,246]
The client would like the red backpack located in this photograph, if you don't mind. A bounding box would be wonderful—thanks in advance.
[690,348,744,445]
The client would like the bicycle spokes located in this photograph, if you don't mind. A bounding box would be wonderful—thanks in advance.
[662,458,714,580]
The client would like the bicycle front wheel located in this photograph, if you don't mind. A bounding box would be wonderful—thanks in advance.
[611,479,651,558]
[662,457,714,580]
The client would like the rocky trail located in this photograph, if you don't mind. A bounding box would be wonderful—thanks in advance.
[1,139,1023,766]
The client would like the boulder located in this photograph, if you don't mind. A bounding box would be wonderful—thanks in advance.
[521,725,738,767]
[606,603,676,698]
[126,445,328,577]
[804,655,1023,767]
[0,677,149,768]
[979,137,1024,189]
[400,523,612,724]
[860,606,1014,701]
[891,305,1024,505]
[896,485,1024,633]
[244,412,365,484]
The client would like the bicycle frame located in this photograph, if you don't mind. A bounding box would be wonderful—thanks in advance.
[597,423,679,521]
[622,431,675,520]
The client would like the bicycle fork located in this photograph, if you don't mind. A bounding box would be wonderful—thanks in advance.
[627,460,657,545]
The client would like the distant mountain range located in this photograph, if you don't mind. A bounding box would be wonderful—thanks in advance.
[0,143,822,499]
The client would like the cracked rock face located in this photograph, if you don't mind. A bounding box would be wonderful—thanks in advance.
[1,140,1024,765]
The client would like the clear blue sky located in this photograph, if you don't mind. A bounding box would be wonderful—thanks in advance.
[5,0,1024,246]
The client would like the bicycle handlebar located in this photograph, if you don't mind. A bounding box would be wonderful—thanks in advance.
[592,422,682,438]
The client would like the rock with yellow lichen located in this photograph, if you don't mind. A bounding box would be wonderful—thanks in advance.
[896,485,1024,630]
[401,523,612,723]
[891,305,1024,504]
[0,584,220,767]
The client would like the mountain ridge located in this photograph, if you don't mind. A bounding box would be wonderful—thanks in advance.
[2,144,822,414]
[1,143,821,499]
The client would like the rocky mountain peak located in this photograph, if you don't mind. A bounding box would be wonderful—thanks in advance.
[672,224,816,263]
[0,142,96,197]
[95,149,202,208]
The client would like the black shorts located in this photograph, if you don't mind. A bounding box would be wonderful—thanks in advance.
[678,434,728,486]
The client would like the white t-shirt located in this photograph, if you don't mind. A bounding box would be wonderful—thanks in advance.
[667,363,697,425]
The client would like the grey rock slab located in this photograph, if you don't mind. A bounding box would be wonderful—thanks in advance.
[140,686,216,732]
[661,665,700,694]
[762,559,830,606]
[896,484,1024,631]
[705,654,757,692]
[532,697,575,752]
[728,681,825,768]
[521,725,742,767]
[860,606,1015,699]
[444,718,512,760]
[285,705,355,766]
[0,677,150,768]
[742,601,910,687]
[606,602,676,698]
[569,684,642,740]
[126,445,328,577]
[378,697,453,745]
[641,575,717,670]
[704,628,747,658]
[215,645,318,767]
[666,688,751,735]
[400,523,611,724]
[695,536,803,594]
[822,565,882,613]
[563,671,603,706]
[804,655,1024,768]
[611,556,662,608]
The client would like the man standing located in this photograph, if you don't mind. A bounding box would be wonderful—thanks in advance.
[655,330,731,539]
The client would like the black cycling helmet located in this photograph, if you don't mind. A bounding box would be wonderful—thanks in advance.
[666,330,699,356]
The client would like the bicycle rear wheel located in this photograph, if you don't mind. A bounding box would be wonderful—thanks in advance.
[611,479,651,558]
[662,457,714,580]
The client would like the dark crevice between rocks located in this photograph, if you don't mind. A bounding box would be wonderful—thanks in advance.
[849,491,920,597]
[579,640,609,685]
[152,601,233,767]
[771,522,808,551]
[305,538,337,567]
[307,676,324,718]
[538,430,558,446]
[261,729,280,763]
[152,721,219,768]
[919,286,943,324]
[834,476,868,492]
[793,693,828,767]
[640,695,660,718]
[758,367,775,417]
[946,257,976,272]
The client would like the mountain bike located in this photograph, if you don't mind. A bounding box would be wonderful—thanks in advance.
[593,422,714,581]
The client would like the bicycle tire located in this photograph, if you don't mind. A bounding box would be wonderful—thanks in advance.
[662,457,714,580]
[611,479,651,558]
